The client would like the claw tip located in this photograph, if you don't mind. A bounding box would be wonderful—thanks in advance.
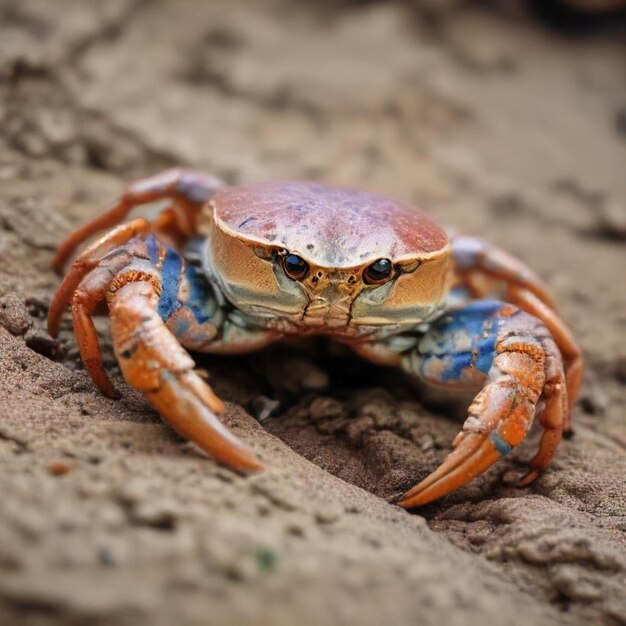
[517,468,540,487]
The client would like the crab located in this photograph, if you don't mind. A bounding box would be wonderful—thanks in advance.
[47,170,583,507]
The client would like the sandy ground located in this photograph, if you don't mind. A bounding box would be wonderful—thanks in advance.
[0,1,625,625]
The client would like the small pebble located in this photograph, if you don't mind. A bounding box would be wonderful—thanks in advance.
[250,395,281,421]
[420,435,435,452]
[253,546,278,573]
[97,545,116,567]
[309,397,344,422]
[0,294,31,335]
[47,460,77,476]
[596,201,626,240]
[25,327,58,358]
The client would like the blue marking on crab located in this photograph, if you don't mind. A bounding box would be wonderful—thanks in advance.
[151,239,215,325]
[146,234,160,265]
[489,432,514,457]
[158,247,182,321]
[417,301,503,385]
[184,264,213,324]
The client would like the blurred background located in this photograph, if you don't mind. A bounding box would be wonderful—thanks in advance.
[0,1,625,626]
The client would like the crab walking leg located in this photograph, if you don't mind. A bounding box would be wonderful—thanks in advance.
[70,252,143,399]
[52,169,223,271]
[54,231,182,398]
[517,341,567,486]
[107,278,264,472]
[397,301,567,508]
[451,235,557,310]
[48,219,152,338]
[507,285,582,423]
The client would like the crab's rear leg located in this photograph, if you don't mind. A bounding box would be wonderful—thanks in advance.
[451,235,582,420]
[396,301,567,508]
[52,169,223,272]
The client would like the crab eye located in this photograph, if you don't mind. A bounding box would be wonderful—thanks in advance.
[363,258,393,285]
[283,254,309,280]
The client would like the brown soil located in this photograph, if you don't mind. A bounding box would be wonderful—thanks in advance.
[0,1,625,625]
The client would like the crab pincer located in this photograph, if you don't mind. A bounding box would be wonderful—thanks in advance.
[50,232,263,472]
[107,279,264,472]
[399,303,567,508]
[48,171,263,472]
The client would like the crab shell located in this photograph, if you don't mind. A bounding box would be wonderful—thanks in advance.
[200,181,453,336]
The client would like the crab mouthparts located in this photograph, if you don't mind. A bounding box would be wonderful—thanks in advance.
[302,296,353,328]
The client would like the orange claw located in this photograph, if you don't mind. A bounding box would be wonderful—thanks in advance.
[400,434,501,508]
[400,322,567,509]
[147,370,264,472]
[108,280,263,473]
[49,202,261,473]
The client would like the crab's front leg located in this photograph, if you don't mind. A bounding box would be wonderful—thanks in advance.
[50,230,275,472]
[451,235,582,418]
[108,277,267,472]
[394,301,567,508]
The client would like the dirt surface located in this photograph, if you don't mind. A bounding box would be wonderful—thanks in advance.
[0,1,625,625]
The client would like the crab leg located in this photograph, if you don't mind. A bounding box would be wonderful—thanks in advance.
[451,235,582,411]
[52,169,223,272]
[48,219,151,339]
[451,235,555,308]
[507,285,582,422]
[398,301,567,508]
[50,227,264,472]
[107,278,263,472]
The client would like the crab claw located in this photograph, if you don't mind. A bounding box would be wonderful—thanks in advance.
[147,369,264,472]
[49,214,263,474]
[400,323,567,509]
[108,280,264,472]
[399,433,501,508]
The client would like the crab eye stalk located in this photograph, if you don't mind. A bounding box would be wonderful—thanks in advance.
[363,258,393,285]
[283,254,309,280]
